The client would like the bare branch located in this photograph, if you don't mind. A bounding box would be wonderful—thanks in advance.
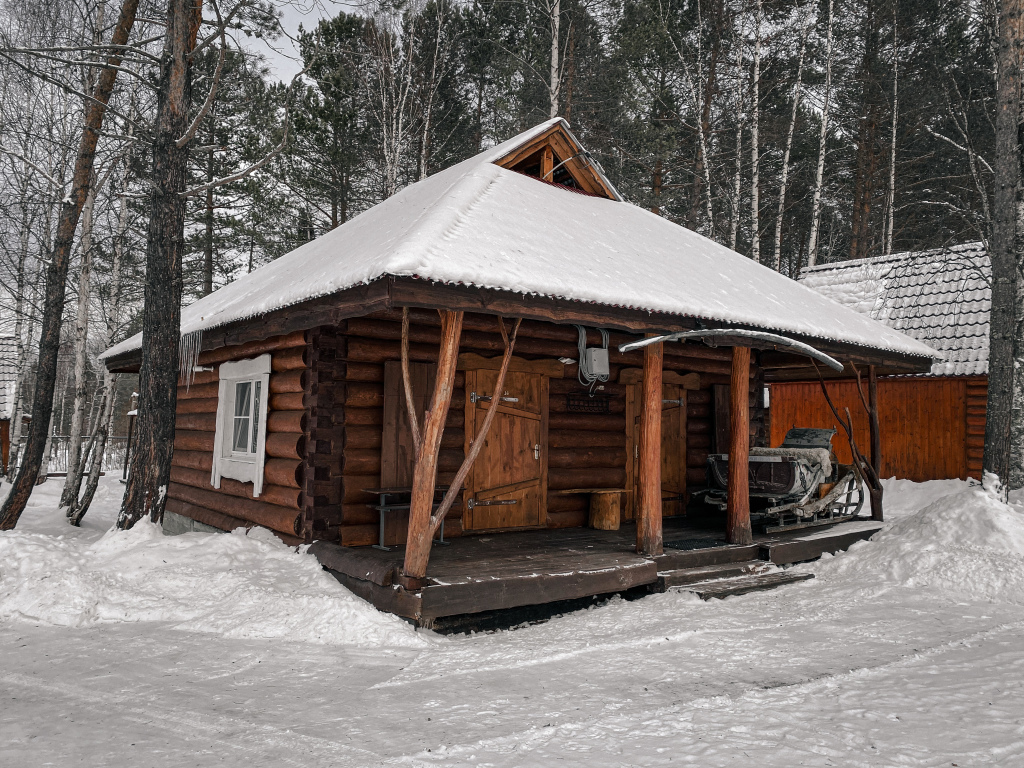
[180,50,315,197]
[176,30,227,147]
[0,145,64,189]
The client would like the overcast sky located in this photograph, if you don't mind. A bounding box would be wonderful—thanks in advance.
[244,1,360,81]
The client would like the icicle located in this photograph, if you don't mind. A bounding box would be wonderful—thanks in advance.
[179,329,203,391]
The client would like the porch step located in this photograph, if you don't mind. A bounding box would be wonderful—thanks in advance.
[679,570,815,600]
[656,560,772,591]
[655,543,762,571]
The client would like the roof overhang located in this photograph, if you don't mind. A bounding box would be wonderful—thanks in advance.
[102,277,937,376]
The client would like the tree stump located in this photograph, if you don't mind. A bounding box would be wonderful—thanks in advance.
[589,491,622,530]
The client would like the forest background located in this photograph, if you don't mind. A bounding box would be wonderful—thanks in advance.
[0,0,1000,516]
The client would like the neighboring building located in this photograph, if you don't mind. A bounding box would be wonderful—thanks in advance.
[0,335,17,473]
[102,119,935,626]
[768,243,989,481]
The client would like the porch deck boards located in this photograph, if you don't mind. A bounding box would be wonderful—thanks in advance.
[311,517,883,626]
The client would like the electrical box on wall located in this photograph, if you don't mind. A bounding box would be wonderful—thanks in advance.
[585,348,610,377]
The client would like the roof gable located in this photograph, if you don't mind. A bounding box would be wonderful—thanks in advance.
[492,122,620,200]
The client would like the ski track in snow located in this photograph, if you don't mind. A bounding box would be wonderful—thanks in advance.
[2,477,1024,766]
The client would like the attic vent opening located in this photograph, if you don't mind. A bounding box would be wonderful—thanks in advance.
[509,146,582,190]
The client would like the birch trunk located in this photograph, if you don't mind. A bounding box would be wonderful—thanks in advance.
[773,16,810,272]
[549,0,560,118]
[67,150,130,523]
[59,180,97,509]
[807,0,834,267]
[5,168,32,479]
[729,117,743,250]
[883,7,899,256]
[749,1,762,263]
[68,372,118,527]
[984,0,1022,490]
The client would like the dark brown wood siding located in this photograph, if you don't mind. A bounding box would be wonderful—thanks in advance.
[767,375,986,482]
[333,309,760,546]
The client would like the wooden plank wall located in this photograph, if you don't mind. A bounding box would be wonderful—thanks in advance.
[334,309,763,546]
[767,376,984,482]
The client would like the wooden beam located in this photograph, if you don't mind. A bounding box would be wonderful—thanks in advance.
[637,340,663,556]
[540,145,554,180]
[726,346,753,546]
[868,365,883,522]
[403,310,464,581]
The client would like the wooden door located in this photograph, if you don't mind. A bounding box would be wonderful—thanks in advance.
[625,383,688,519]
[463,368,549,531]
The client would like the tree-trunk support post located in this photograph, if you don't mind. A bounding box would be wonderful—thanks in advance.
[868,365,883,521]
[637,339,663,557]
[727,346,753,546]
[402,310,464,582]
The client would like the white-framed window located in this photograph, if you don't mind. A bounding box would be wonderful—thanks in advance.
[211,354,271,496]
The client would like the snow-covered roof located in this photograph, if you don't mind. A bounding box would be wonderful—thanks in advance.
[800,242,989,377]
[103,119,937,364]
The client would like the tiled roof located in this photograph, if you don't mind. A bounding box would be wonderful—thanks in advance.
[799,243,989,377]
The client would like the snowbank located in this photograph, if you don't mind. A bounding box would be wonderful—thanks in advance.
[880,476,973,520]
[812,483,1024,604]
[0,487,430,648]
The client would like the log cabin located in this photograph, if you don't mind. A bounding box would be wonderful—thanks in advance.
[769,244,988,482]
[101,119,938,628]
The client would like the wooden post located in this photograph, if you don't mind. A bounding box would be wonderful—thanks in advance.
[402,311,464,581]
[726,346,753,545]
[868,365,883,522]
[637,341,663,556]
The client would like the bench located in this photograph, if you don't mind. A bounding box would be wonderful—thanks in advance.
[363,487,449,551]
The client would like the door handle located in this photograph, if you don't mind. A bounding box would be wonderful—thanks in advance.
[534,444,541,460]
[662,399,684,405]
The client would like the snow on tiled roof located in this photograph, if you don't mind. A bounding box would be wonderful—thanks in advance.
[104,120,936,364]
[800,243,989,377]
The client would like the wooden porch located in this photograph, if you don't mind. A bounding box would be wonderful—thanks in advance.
[310,515,882,630]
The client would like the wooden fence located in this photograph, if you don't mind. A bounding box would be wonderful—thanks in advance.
[767,376,986,482]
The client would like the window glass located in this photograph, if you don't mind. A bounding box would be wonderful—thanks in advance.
[251,381,261,454]
[232,381,252,453]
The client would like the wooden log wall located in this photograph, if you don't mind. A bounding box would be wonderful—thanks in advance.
[965,376,987,480]
[164,311,771,546]
[166,330,310,542]
[333,309,761,544]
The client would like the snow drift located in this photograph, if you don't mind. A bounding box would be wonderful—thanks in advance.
[0,521,431,648]
[812,482,1024,604]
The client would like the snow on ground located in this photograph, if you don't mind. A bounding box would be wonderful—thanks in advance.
[0,478,426,649]
[1,476,1024,766]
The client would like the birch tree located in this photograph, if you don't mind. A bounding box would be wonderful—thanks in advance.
[773,10,812,272]
[806,0,833,267]
[749,0,762,263]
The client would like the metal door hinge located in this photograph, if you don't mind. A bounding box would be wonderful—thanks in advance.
[467,498,519,509]
[534,444,541,460]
